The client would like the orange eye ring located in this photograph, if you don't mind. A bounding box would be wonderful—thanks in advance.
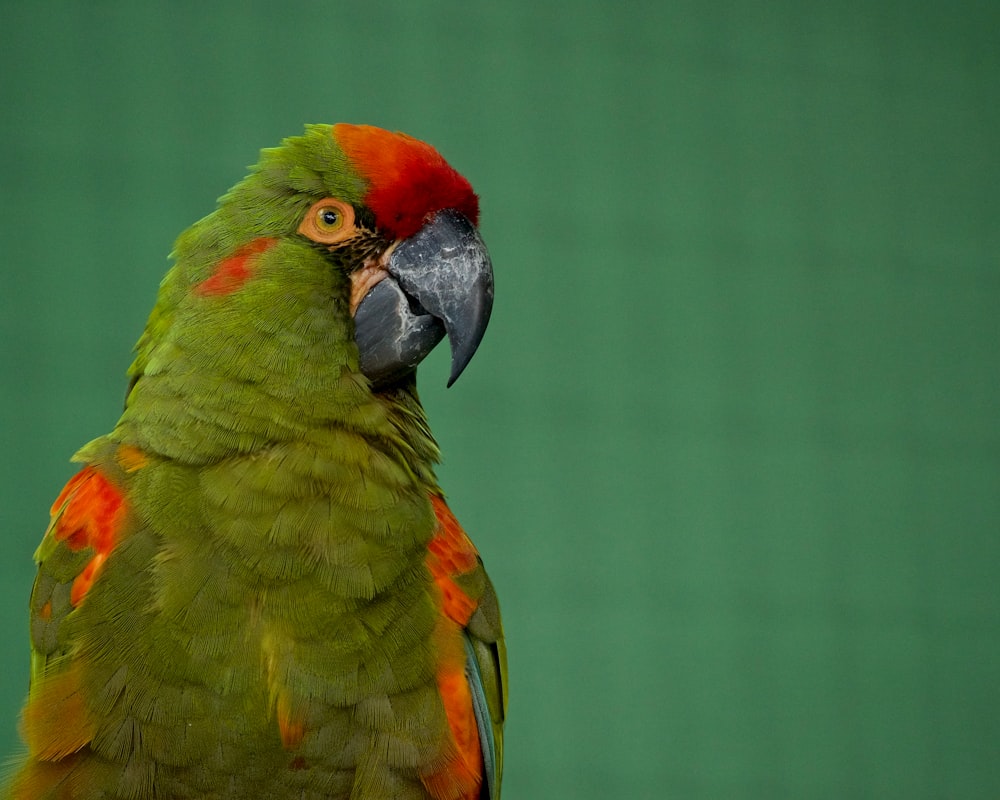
[298,198,357,245]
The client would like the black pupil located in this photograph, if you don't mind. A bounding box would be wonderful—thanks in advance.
[321,210,339,226]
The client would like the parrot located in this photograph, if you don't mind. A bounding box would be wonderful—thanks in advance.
[3,123,506,800]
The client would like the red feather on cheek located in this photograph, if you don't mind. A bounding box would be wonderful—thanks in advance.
[333,124,479,240]
[195,237,278,296]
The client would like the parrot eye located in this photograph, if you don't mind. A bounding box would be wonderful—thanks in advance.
[298,198,357,245]
[319,209,341,229]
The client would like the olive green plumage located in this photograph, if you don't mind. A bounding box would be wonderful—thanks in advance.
[5,125,504,800]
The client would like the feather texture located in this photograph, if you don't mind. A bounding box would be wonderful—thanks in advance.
[5,125,504,800]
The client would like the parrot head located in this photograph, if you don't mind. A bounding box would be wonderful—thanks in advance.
[131,124,493,406]
[329,124,493,388]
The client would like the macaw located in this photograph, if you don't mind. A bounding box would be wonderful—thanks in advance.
[4,123,506,800]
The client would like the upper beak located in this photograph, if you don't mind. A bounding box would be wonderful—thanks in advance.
[353,209,494,389]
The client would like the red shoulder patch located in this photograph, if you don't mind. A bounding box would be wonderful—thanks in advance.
[195,237,277,296]
[48,467,127,607]
[422,495,485,799]
[426,495,480,627]
[333,124,479,240]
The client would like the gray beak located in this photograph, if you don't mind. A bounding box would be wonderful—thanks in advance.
[354,209,494,389]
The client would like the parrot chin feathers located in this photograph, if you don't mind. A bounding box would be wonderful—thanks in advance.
[353,209,494,390]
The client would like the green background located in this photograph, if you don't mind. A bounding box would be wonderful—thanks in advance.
[2,2,998,797]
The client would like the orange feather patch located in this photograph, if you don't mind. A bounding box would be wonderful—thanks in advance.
[7,754,86,800]
[333,124,479,240]
[195,237,277,296]
[421,615,483,800]
[276,691,305,751]
[49,467,127,607]
[420,496,484,800]
[115,443,150,473]
[426,495,480,627]
[21,665,97,760]
[433,656,484,800]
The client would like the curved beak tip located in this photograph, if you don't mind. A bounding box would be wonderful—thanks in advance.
[446,281,493,387]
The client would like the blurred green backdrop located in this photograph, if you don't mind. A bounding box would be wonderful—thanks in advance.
[2,2,998,797]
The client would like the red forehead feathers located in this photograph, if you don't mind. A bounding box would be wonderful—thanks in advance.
[333,124,479,240]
